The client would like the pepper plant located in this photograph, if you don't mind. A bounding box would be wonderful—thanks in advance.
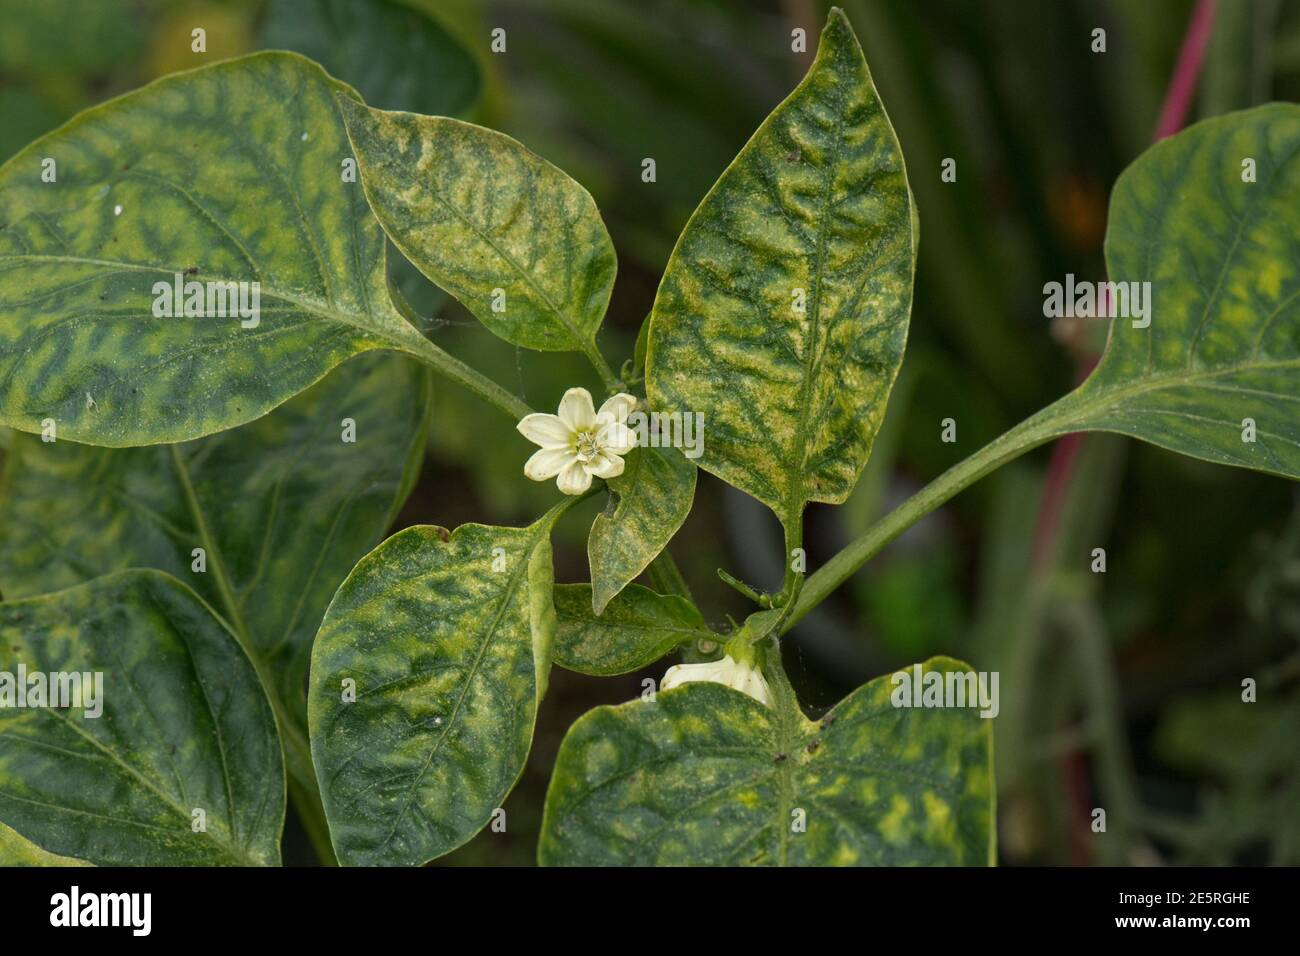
[0,8,1296,867]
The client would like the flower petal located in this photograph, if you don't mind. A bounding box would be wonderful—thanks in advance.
[660,656,771,707]
[660,659,726,692]
[585,451,625,480]
[596,421,638,455]
[557,387,597,431]
[517,412,572,449]
[597,392,639,424]
[525,446,575,481]
[556,460,593,495]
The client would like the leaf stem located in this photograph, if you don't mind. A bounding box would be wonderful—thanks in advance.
[717,567,767,604]
[784,394,1085,634]
[584,339,622,393]
[387,282,535,421]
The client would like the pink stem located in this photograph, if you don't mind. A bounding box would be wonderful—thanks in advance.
[1154,0,1218,141]
[1032,0,1218,571]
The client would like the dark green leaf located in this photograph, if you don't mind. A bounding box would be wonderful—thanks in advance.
[0,570,284,866]
[553,583,708,676]
[260,0,481,118]
[0,353,430,794]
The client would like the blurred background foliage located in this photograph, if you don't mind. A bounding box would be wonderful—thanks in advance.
[1,0,1297,865]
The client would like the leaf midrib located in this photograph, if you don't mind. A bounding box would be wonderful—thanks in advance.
[0,253,411,349]
[411,168,594,349]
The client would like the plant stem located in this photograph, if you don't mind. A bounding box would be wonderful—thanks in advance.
[717,567,767,604]
[387,282,534,421]
[584,340,622,393]
[785,393,1087,633]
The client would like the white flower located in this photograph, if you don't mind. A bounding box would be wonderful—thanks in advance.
[660,653,774,708]
[517,387,640,495]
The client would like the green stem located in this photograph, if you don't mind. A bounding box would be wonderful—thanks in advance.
[584,340,622,393]
[785,393,1086,634]
[717,567,767,604]
[388,282,534,421]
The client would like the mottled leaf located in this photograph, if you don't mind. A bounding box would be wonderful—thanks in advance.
[553,583,709,676]
[0,353,430,740]
[309,517,560,865]
[646,10,914,530]
[0,570,284,866]
[1060,104,1300,478]
[337,97,617,354]
[261,0,481,117]
[632,312,651,380]
[0,820,91,866]
[588,445,696,613]
[540,657,993,866]
[0,52,436,446]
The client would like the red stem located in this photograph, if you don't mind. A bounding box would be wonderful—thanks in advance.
[1037,0,1217,864]
[1154,0,1218,141]
[1032,0,1218,571]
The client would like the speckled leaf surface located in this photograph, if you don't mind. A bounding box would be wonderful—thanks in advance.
[645,10,914,529]
[261,0,481,118]
[0,571,284,866]
[588,445,695,613]
[309,519,559,865]
[337,97,617,353]
[0,353,431,746]
[539,657,992,866]
[0,820,91,866]
[1061,104,1300,478]
[553,583,709,677]
[0,52,434,446]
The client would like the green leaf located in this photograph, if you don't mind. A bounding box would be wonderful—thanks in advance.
[0,353,429,730]
[632,312,651,380]
[588,445,696,613]
[0,820,91,866]
[309,516,561,865]
[0,570,285,866]
[553,583,709,676]
[260,0,481,118]
[1062,104,1300,479]
[645,10,915,530]
[336,97,618,355]
[539,656,993,866]
[0,51,436,446]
